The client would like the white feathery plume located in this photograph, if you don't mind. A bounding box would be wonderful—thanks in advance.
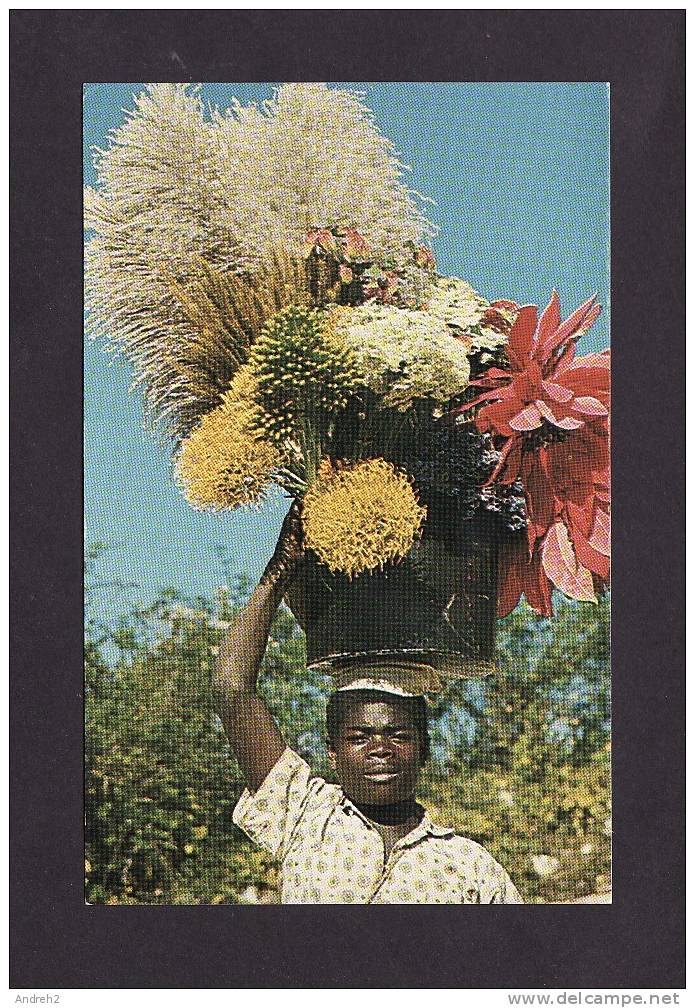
[85,84,239,439]
[211,82,435,268]
[84,82,435,440]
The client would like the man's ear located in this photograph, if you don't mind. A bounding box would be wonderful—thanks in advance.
[326,741,337,770]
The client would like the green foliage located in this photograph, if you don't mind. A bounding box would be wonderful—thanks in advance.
[85,564,326,905]
[85,546,610,905]
[421,596,611,903]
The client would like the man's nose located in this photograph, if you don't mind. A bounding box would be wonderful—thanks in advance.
[367,736,393,757]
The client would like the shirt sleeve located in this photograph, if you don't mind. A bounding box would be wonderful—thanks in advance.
[456,839,524,904]
[478,853,524,904]
[232,747,316,858]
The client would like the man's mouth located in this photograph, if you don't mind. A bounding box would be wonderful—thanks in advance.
[363,769,400,782]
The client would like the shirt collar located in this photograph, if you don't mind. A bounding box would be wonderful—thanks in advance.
[339,796,454,842]
[401,812,455,845]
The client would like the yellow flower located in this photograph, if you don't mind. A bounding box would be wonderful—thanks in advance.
[302,459,426,576]
[177,365,283,509]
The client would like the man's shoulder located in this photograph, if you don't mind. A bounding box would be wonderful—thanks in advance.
[234,748,341,817]
[232,747,345,856]
[304,769,344,805]
[434,832,508,873]
[280,748,345,808]
[437,832,491,855]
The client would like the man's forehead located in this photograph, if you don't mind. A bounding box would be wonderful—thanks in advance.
[341,699,415,728]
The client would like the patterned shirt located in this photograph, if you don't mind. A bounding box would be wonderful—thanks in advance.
[233,747,523,904]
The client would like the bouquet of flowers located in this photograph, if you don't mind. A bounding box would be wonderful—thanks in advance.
[85,83,610,636]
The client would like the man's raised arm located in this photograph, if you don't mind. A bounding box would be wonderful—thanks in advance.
[213,504,303,791]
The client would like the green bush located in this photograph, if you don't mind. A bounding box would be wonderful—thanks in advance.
[422,595,611,904]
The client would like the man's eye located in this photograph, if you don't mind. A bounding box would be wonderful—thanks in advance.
[393,733,414,742]
[346,734,368,743]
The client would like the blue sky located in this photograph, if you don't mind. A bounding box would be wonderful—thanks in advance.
[84,82,609,618]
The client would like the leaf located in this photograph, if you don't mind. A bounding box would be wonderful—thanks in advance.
[565,499,594,540]
[497,551,524,618]
[508,305,538,362]
[572,396,608,417]
[535,399,560,424]
[509,403,543,431]
[572,528,610,580]
[540,294,600,360]
[525,583,553,617]
[541,380,573,403]
[551,414,585,431]
[536,290,561,353]
[488,436,523,485]
[472,367,512,383]
[523,553,554,616]
[556,350,610,376]
[521,455,555,546]
[541,521,597,602]
[589,508,611,557]
[458,387,505,413]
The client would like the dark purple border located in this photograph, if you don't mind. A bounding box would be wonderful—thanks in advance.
[10,10,685,989]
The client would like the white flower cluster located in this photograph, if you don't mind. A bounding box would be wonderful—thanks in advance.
[426,277,511,353]
[334,303,472,410]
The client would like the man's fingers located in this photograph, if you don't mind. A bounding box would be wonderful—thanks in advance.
[282,499,304,540]
[276,499,305,562]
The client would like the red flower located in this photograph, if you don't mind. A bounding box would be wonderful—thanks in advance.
[363,269,400,303]
[497,535,553,619]
[458,290,610,615]
[303,227,343,260]
[413,245,437,271]
[302,226,371,264]
[480,299,520,335]
[339,227,371,262]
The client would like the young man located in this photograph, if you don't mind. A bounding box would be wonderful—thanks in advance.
[214,506,522,904]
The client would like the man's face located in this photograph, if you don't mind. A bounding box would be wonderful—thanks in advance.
[328,700,422,806]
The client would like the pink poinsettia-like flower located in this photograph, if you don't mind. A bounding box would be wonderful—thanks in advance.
[458,290,610,616]
[340,227,371,262]
[479,299,520,336]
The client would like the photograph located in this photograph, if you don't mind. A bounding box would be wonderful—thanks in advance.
[83,80,611,906]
